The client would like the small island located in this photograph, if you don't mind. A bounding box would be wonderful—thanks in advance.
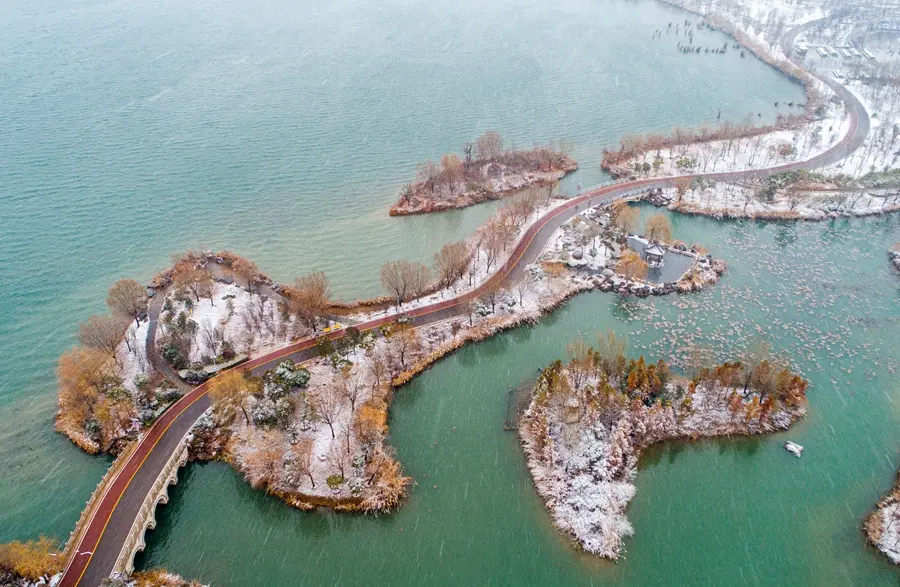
[541,201,726,295]
[389,131,577,216]
[519,334,808,559]
[890,244,900,273]
[865,470,900,565]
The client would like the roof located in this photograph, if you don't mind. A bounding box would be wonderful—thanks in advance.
[644,243,666,256]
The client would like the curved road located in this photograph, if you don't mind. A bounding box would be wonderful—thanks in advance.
[60,17,870,587]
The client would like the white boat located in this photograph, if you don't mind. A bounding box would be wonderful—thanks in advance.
[784,441,803,457]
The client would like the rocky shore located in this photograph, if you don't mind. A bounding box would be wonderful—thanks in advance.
[864,470,900,565]
[185,265,594,513]
[541,200,727,297]
[520,354,808,559]
[389,132,577,216]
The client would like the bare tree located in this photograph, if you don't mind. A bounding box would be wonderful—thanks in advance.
[616,251,648,281]
[483,220,511,271]
[467,246,481,286]
[380,260,431,307]
[785,184,804,211]
[441,154,464,193]
[232,257,260,296]
[566,336,593,392]
[106,278,147,329]
[482,280,504,314]
[287,438,315,488]
[513,273,535,305]
[314,387,342,438]
[328,443,348,478]
[475,131,504,161]
[391,325,421,370]
[400,184,414,204]
[208,369,252,425]
[595,329,627,378]
[644,214,673,242]
[434,241,470,292]
[462,142,474,168]
[338,367,365,414]
[286,271,331,331]
[416,160,441,195]
[366,347,389,392]
[611,202,640,234]
[340,421,353,455]
[78,314,129,358]
[175,268,215,304]
[199,319,224,357]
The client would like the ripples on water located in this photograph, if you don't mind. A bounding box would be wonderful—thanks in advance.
[8,0,894,584]
[139,211,900,586]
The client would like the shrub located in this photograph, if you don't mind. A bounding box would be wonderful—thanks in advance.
[275,397,295,426]
[776,142,795,157]
[316,336,334,357]
[220,340,236,360]
[162,344,185,369]
[327,474,345,489]
[155,386,183,404]
[273,360,310,389]
[348,477,365,496]
[250,398,278,427]
[675,156,697,171]
[133,374,151,393]
[0,536,62,580]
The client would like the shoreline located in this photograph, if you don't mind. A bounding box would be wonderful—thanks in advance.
[389,171,576,217]
[864,470,900,565]
[519,359,808,559]
[53,7,886,583]
[603,0,824,178]
[388,135,578,216]
[644,185,900,222]
[54,184,730,526]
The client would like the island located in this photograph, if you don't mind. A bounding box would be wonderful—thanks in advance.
[389,131,577,216]
[866,470,900,565]
[13,0,896,583]
[519,334,809,558]
[56,187,727,520]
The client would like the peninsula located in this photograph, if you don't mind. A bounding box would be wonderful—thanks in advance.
[18,1,896,584]
[520,335,809,559]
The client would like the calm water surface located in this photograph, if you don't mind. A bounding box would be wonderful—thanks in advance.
[4,0,896,585]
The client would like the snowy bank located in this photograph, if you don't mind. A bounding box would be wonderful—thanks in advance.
[649,180,900,221]
[865,471,900,565]
[520,359,808,559]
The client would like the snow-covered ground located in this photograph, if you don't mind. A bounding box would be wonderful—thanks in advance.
[520,368,806,559]
[208,244,591,510]
[540,212,614,272]
[349,197,573,322]
[117,319,150,394]
[821,80,900,177]
[658,182,900,220]
[159,282,308,365]
[627,99,850,177]
[867,477,900,565]
[666,0,826,49]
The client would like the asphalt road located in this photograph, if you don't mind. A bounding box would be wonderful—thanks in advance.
[59,17,870,586]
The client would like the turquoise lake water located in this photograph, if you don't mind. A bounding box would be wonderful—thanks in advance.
[4,0,898,585]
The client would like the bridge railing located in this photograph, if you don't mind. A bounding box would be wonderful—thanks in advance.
[112,430,191,577]
[62,440,139,565]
